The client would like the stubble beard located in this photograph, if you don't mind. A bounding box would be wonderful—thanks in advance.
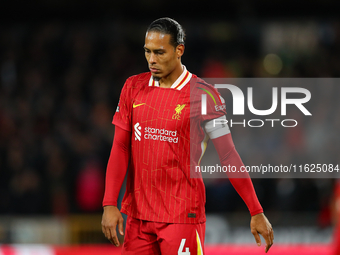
[152,75,161,81]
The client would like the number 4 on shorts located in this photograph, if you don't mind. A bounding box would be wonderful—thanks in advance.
[178,239,190,255]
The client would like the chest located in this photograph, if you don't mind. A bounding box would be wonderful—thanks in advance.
[132,87,190,130]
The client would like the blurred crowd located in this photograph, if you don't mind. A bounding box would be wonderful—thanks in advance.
[0,20,339,221]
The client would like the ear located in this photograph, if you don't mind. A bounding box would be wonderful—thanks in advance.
[176,44,185,59]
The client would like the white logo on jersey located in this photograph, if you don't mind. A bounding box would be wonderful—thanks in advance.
[133,122,179,143]
[134,122,142,141]
[116,99,120,112]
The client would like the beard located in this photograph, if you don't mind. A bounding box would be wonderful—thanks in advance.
[152,75,161,81]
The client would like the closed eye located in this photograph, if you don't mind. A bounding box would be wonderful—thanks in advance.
[154,50,165,55]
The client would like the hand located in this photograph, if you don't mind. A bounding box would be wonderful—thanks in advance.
[250,213,274,253]
[101,205,124,246]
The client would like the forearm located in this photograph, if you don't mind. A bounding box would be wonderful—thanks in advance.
[211,133,263,216]
[102,126,131,207]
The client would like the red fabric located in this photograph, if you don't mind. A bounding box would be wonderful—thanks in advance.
[102,126,131,207]
[108,73,227,224]
[104,71,261,224]
[122,216,205,255]
[211,133,263,216]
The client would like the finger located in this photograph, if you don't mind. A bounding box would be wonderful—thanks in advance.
[104,227,114,244]
[101,225,109,240]
[271,229,274,242]
[118,218,124,236]
[252,230,261,246]
[265,244,270,253]
[263,232,272,253]
[265,242,273,253]
[266,229,274,253]
[109,227,120,247]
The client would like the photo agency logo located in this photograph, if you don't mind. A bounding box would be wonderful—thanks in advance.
[193,79,340,179]
[201,84,312,128]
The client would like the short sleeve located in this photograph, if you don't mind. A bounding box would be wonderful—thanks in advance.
[112,78,133,131]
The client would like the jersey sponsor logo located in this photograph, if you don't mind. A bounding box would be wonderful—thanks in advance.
[215,95,226,111]
[172,104,186,120]
[215,104,226,112]
[133,122,179,143]
[133,103,146,108]
[145,126,179,143]
[134,122,142,141]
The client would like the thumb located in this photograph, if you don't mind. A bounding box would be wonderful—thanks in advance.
[118,218,124,236]
[252,230,261,246]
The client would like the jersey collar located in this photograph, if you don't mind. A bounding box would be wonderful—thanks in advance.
[148,65,192,90]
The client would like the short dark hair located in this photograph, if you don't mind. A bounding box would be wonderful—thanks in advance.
[146,17,186,48]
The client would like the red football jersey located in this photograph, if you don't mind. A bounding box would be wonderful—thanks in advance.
[112,67,226,223]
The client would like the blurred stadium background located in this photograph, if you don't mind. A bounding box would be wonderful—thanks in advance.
[1,0,340,254]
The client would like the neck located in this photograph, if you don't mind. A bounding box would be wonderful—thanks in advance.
[159,64,183,88]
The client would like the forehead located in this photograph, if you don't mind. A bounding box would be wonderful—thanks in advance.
[144,31,172,49]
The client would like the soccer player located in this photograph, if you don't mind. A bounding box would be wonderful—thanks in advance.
[102,17,274,254]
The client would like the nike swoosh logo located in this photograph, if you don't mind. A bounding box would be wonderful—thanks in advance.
[133,103,145,108]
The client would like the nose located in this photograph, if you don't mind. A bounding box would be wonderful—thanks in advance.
[149,53,156,64]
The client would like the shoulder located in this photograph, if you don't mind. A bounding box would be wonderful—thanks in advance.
[119,72,151,100]
[190,76,222,99]
[190,76,227,117]
[125,72,151,88]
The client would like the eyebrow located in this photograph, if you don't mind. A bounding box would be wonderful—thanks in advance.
[144,46,165,53]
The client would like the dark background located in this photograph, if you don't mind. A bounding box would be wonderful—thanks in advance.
[2,0,340,21]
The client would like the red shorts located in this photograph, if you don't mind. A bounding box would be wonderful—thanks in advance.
[122,216,205,255]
